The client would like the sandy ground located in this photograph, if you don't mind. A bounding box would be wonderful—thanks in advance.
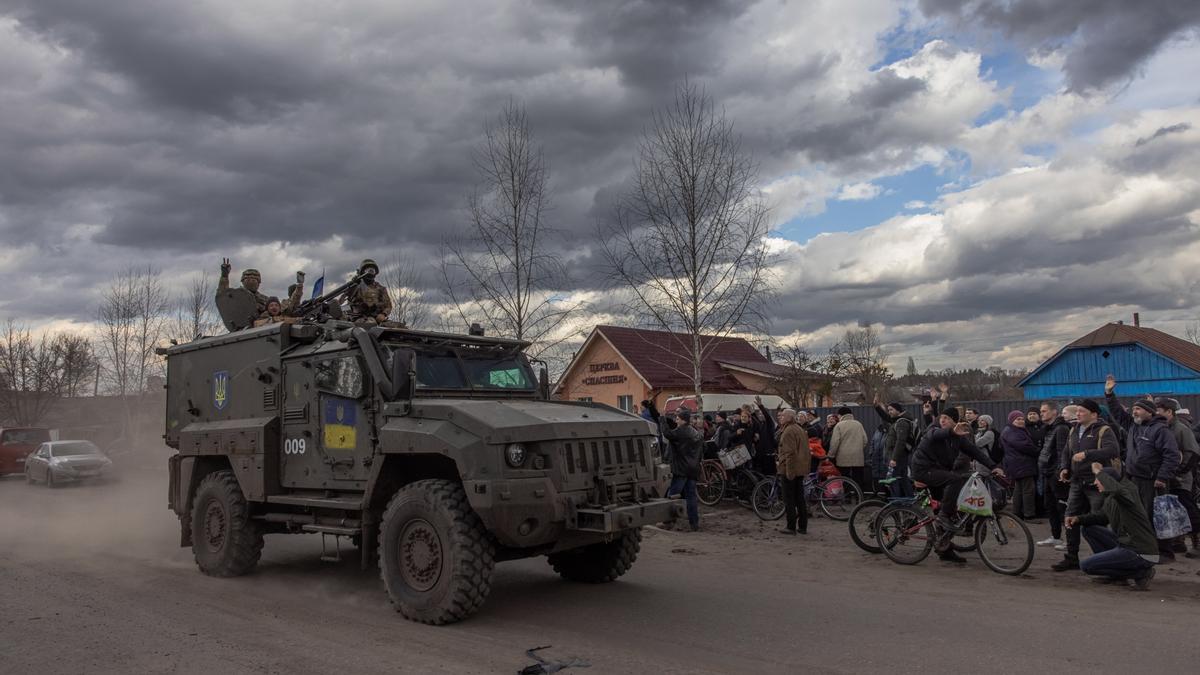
[2,465,1199,674]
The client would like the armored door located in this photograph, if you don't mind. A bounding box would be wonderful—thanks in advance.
[281,354,374,489]
[281,360,323,488]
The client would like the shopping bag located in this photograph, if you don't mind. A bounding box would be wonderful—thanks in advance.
[1153,494,1192,539]
[956,474,993,516]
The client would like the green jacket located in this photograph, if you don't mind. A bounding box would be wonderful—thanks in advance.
[1076,471,1159,557]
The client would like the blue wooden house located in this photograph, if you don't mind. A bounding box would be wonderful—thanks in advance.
[1019,322,1200,399]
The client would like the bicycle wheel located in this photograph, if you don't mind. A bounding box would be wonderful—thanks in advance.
[875,504,934,565]
[751,478,785,521]
[697,463,726,506]
[848,499,887,554]
[730,468,761,508]
[974,512,1034,575]
[818,477,863,521]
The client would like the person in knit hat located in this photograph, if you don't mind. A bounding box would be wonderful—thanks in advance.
[1104,375,1182,561]
[1002,410,1041,520]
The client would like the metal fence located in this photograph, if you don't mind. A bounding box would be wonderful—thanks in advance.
[804,395,1200,433]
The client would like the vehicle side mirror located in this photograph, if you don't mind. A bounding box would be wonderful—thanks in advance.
[538,366,550,401]
[390,349,416,400]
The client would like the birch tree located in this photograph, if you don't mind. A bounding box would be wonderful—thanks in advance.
[600,82,773,408]
[441,100,580,360]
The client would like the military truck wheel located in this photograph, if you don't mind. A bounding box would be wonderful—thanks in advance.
[547,528,642,583]
[378,479,495,625]
[191,470,263,577]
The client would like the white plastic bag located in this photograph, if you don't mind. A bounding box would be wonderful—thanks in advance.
[1153,494,1192,539]
[956,475,994,517]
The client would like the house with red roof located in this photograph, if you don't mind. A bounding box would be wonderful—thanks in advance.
[554,325,828,412]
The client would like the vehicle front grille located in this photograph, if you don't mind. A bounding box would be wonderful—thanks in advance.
[562,438,646,475]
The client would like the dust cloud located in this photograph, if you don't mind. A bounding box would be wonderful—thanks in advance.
[0,445,185,566]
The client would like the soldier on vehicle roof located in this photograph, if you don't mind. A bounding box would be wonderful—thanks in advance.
[217,258,271,317]
[346,258,393,324]
[253,297,296,327]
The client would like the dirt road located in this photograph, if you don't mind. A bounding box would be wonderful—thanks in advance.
[3,470,1198,674]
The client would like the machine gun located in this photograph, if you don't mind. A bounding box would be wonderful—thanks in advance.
[289,271,366,321]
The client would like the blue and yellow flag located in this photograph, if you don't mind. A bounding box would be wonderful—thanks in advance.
[322,397,357,450]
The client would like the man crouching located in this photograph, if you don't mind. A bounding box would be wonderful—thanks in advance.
[1066,463,1159,590]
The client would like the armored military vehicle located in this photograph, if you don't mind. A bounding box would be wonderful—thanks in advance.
[157,287,680,624]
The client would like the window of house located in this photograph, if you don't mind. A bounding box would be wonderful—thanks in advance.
[617,395,633,412]
[577,396,593,402]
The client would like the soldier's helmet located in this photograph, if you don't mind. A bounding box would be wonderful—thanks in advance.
[358,259,380,276]
[241,268,262,281]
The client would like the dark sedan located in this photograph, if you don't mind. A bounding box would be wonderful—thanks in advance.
[23,441,113,487]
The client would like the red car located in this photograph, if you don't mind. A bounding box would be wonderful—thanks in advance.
[0,427,52,475]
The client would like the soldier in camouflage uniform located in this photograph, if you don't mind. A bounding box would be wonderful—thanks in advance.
[253,297,292,327]
[346,259,393,323]
[217,259,270,317]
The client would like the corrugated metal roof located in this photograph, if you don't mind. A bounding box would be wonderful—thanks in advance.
[595,325,769,390]
[1067,323,1200,374]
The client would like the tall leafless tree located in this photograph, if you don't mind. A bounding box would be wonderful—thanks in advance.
[96,266,169,441]
[1186,320,1200,346]
[0,321,66,426]
[772,342,827,409]
[168,273,220,343]
[600,82,773,408]
[828,325,892,403]
[382,252,430,329]
[441,100,581,361]
[54,333,97,398]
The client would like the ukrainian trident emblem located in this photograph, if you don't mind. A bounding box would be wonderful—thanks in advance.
[213,371,230,411]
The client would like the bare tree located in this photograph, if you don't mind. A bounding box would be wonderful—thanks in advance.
[440,100,581,359]
[0,321,65,426]
[828,325,891,403]
[773,342,825,409]
[600,81,772,407]
[97,266,168,394]
[382,252,430,329]
[168,273,220,343]
[1187,320,1200,346]
[54,333,97,398]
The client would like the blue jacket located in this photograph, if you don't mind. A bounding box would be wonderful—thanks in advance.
[1106,392,1181,482]
[1000,425,1040,480]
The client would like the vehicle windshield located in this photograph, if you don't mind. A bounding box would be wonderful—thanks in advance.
[406,351,534,390]
[1,429,51,446]
[50,442,101,457]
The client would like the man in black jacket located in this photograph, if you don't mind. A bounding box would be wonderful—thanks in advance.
[883,402,916,498]
[660,412,702,531]
[1037,401,1072,547]
[911,407,1004,563]
[1052,399,1121,571]
[1104,376,1181,559]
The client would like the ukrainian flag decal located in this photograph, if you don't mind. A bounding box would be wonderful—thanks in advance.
[322,397,357,450]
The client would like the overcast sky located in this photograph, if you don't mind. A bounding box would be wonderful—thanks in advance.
[2,0,1199,371]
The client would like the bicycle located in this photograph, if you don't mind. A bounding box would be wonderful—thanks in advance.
[848,478,977,555]
[751,465,862,522]
[873,473,1034,575]
[697,458,726,506]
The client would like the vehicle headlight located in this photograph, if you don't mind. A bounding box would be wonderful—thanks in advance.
[505,443,527,468]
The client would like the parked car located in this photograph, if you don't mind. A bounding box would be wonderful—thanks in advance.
[23,441,113,486]
[0,426,52,475]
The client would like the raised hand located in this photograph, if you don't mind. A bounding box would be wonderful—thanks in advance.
[296,270,305,283]
[1105,374,1115,394]
[220,258,231,275]
[953,421,971,436]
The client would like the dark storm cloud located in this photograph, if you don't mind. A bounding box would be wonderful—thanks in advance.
[920,0,1200,91]
[558,0,751,90]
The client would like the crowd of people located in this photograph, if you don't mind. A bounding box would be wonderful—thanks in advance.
[648,375,1200,591]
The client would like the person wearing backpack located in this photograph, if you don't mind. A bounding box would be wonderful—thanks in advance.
[1052,399,1122,572]
[884,402,917,498]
